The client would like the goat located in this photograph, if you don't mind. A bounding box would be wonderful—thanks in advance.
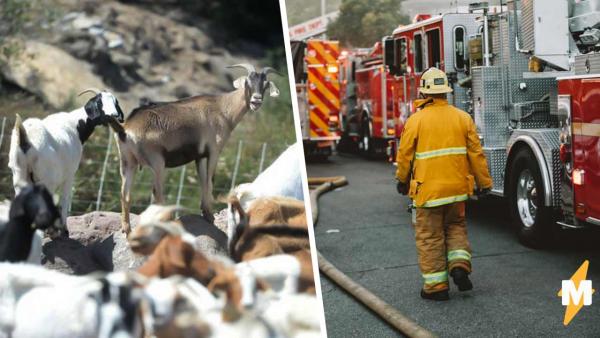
[141,276,217,338]
[0,184,64,263]
[228,226,314,294]
[108,64,281,234]
[228,198,310,261]
[144,276,321,338]
[8,88,125,225]
[137,235,246,320]
[230,142,305,211]
[0,264,144,338]
[226,195,307,246]
[259,293,323,338]
[137,233,308,317]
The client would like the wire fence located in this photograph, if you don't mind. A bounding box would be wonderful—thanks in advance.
[0,116,290,216]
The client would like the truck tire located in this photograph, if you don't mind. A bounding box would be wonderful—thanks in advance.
[358,116,374,158]
[507,147,554,248]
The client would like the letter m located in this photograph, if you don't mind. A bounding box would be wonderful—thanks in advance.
[562,280,592,306]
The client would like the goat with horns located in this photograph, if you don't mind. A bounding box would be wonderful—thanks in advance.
[108,64,281,233]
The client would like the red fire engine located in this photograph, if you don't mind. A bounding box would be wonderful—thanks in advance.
[291,39,342,159]
[380,0,600,247]
[384,10,482,157]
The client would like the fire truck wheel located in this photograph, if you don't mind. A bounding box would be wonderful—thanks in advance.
[508,148,554,248]
[359,117,374,158]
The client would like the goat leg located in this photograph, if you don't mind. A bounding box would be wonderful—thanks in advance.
[120,159,136,234]
[58,179,73,237]
[149,157,166,205]
[205,154,219,222]
[196,158,214,223]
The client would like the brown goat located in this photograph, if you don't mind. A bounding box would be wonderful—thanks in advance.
[245,196,307,229]
[111,65,280,234]
[137,236,218,286]
[137,235,269,318]
[228,196,310,261]
[291,249,316,294]
[229,225,310,262]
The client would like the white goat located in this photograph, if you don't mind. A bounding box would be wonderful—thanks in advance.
[259,294,323,338]
[8,89,124,225]
[0,264,143,338]
[227,143,305,235]
[234,255,302,308]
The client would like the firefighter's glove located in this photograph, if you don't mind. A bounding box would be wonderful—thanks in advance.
[476,187,491,198]
[396,181,408,195]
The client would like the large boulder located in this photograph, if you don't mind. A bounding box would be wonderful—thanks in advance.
[42,211,145,275]
[42,210,231,275]
[0,39,110,109]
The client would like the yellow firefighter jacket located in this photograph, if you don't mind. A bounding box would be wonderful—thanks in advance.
[395,98,493,207]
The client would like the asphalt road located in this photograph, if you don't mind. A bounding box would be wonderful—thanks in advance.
[308,153,600,338]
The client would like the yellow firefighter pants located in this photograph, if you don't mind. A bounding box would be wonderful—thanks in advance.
[414,201,472,293]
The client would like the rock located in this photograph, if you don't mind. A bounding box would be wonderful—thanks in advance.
[213,208,230,236]
[71,14,101,31]
[41,210,231,275]
[102,30,124,49]
[0,39,108,109]
[173,84,191,98]
[42,211,146,275]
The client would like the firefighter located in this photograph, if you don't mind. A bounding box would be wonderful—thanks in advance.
[395,67,492,301]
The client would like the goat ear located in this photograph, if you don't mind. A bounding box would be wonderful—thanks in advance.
[233,77,246,89]
[268,81,279,97]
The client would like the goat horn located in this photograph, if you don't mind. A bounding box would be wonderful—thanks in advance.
[226,63,256,74]
[262,67,282,77]
[77,88,102,97]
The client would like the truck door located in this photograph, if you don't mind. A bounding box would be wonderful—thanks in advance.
[578,78,600,221]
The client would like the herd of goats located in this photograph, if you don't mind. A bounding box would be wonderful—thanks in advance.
[0,64,321,338]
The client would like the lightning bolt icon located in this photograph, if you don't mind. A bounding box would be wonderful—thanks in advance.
[558,260,595,326]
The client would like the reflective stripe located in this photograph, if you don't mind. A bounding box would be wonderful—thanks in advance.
[422,194,468,207]
[448,249,471,262]
[415,146,467,160]
[423,271,448,285]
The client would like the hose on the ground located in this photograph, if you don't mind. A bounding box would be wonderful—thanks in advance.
[309,176,436,338]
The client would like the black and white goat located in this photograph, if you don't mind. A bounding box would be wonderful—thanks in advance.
[0,184,64,263]
[8,88,125,225]
[0,264,144,338]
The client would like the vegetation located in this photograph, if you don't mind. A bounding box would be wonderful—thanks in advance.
[327,0,409,47]
[0,0,62,63]
[0,51,294,215]
[285,0,342,26]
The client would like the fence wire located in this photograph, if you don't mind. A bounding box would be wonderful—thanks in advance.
[0,116,288,216]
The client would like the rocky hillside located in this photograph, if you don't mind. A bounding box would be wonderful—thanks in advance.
[0,0,266,112]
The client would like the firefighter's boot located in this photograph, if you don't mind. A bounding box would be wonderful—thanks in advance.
[450,267,473,291]
[420,289,449,301]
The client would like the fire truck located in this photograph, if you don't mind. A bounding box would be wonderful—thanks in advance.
[384,0,600,247]
[349,43,396,157]
[336,47,370,152]
[291,39,342,159]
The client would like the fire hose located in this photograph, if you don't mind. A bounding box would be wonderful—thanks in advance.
[308,177,436,338]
